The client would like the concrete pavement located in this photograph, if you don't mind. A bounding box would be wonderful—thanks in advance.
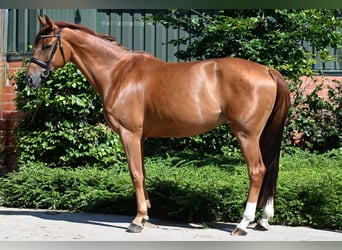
[0,206,341,241]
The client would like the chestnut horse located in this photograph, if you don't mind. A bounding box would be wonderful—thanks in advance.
[25,15,290,236]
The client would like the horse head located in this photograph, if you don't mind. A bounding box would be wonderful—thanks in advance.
[26,15,70,89]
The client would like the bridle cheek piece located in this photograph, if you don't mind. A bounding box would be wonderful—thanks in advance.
[30,29,66,80]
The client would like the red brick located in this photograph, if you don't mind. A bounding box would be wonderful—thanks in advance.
[2,102,17,111]
[305,83,317,90]
[3,85,16,93]
[0,119,17,131]
[8,61,22,67]
[8,68,20,77]
[2,110,22,120]
[0,93,16,102]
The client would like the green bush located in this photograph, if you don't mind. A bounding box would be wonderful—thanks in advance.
[286,79,341,152]
[0,149,341,230]
[276,149,342,229]
[0,162,135,213]
[13,62,125,170]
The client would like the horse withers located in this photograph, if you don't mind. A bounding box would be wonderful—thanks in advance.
[25,15,290,235]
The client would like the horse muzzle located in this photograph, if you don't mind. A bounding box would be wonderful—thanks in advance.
[26,70,50,89]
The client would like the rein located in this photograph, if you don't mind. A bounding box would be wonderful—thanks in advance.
[30,29,66,79]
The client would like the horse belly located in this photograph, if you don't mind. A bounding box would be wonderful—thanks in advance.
[143,106,226,138]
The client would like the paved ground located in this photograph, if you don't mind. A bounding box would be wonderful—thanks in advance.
[0,206,341,241]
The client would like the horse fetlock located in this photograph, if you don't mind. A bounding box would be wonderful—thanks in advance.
[142,215,149,222]
[237,218,250,230]
[134,210,149,222]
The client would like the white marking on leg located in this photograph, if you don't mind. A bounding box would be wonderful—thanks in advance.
[237,202,257,230]
[258,198,274,230]
[264,198,274,218]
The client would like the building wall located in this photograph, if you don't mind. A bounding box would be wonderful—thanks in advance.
[300,75,342,101]
[0,61,22,173]
[6,9,188,62]
[0,9,5,171]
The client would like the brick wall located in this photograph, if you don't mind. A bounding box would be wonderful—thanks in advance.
[300,75,342,101]
[0,61,23,173]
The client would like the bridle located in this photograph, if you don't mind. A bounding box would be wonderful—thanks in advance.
[30,29,66,79]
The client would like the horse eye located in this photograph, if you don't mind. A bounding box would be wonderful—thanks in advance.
[42,44,52,51]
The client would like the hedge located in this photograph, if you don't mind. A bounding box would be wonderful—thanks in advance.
[0,149,340,230]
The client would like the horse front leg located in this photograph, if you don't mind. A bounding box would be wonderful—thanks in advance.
[120,129,150,233]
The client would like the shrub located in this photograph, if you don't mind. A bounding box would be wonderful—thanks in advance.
[0,162,135,213]
[285,78,341,152]
[0,150,340,230]
[275,149,342,229]
[13,62,126,170]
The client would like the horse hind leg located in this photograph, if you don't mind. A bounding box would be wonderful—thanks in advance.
[231,131,266,236]
[255,197,274,231]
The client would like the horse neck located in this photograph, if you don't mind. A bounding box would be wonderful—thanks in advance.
[64,29,130,98]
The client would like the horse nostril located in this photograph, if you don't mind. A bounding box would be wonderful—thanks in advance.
[26,75,33,87]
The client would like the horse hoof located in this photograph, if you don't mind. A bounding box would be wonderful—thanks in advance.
[231,227,248,236]
[126,223,144,233]
[255,222,270,231]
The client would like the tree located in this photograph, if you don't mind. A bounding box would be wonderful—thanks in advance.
[149,9,341,78]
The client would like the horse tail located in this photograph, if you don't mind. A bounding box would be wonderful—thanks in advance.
[257,68,291,208]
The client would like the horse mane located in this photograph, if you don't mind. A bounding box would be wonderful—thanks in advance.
[35,21,127,50]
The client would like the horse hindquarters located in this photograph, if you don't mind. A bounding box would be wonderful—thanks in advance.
[254,69,290,231]
[231,68,290,235]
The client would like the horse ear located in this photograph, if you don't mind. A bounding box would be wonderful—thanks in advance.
[38,15,47,27]
[45,15,58,31]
